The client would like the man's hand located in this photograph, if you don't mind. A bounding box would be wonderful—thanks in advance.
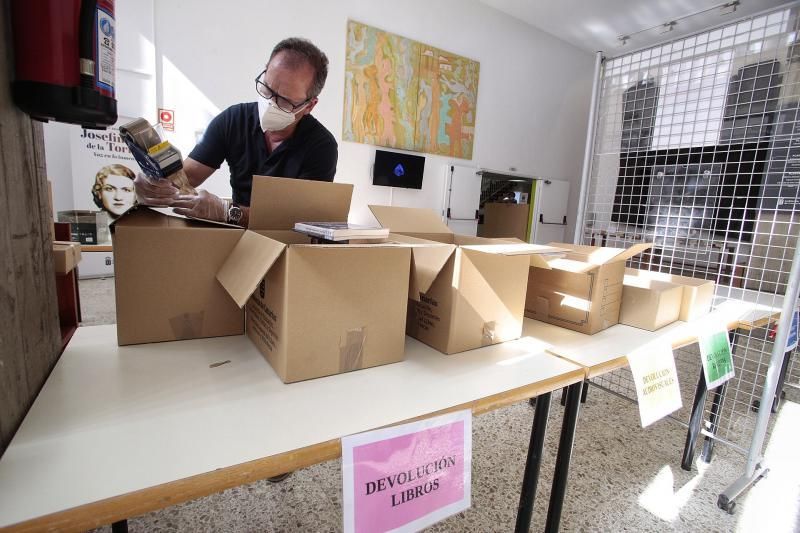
[171,190,227,222]
[134,173,179,206]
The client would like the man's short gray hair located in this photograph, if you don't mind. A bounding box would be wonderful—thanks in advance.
[268,37,329,99]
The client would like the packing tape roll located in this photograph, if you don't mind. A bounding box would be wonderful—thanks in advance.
[119,118,162,149]
[339,327,366,372]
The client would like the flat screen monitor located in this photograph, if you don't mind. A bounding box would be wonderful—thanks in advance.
[373,149,425,189]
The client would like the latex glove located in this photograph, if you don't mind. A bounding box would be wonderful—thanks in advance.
[171,190,227,222]
[134,172,179,206]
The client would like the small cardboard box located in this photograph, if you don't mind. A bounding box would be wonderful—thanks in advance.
[625,268,714,322]
[112,209,246,345]
[369,205,561,354]
[620,273,683,331]
[525,242,652,334]
[52,241,82,274]
[216,177,422,383]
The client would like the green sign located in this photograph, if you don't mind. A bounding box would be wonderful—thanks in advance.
[698,331,735,389]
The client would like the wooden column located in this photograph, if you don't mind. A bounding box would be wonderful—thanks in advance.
[0,0,62,455]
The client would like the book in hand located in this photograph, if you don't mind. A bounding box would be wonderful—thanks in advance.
[293,222,389,242]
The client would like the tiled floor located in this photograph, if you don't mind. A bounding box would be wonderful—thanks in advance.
[79,278,800,532]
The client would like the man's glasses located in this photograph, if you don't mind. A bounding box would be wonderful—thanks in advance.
[255,69,311,114]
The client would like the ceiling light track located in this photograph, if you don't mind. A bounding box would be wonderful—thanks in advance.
[618,0,739,46]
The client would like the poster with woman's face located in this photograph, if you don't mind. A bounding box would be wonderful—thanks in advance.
[93,164,137,218]
[69,118,139,242]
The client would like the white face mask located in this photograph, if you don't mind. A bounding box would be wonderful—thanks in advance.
[258,95,298,132]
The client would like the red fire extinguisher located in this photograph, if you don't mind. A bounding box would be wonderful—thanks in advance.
[11,0,118,128]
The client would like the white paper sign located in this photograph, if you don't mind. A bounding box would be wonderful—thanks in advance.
[627,344,683,427]
[341,410,472,533]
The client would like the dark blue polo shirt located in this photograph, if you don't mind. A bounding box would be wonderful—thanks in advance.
[188,102,338,206]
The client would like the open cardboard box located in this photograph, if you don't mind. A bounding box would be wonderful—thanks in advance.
[113,176,453,383]
[525,242,652,334]
[113,209,246,345]
[625,268,715,322]
[369,205,563,354]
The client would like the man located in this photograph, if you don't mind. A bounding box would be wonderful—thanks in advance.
[134,37,338,226]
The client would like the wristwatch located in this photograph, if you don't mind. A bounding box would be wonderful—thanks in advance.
[227,203,243,225]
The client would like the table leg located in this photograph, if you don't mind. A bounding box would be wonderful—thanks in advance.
[580,381,589,404]
[514,392,552,533]
[682,370,708,471]
[111,520,128,533]
[700,382,726,463]
[544,381,583,533]
[701,330,737,463]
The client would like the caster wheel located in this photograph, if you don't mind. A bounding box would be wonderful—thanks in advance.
[718,495,736,515]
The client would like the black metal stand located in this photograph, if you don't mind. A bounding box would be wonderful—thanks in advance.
[544,381,583,533]
[701,382,727,463]
[514,393,552,533]
[682,370,708,471]
[683,330,737,469]
[111,520,129,533]
[559,382,589,406]
[701,330,737,463]
[772,347,794,413]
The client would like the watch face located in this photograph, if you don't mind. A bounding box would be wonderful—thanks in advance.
[229,205,243,224]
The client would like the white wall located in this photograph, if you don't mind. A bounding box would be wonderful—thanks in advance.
[45,0,594,236]
[153,0,594,230]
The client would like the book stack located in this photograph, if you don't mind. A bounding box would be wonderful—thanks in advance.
[293,222,390,242]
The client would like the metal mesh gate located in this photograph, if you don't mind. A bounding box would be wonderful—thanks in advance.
[579,4,800,456]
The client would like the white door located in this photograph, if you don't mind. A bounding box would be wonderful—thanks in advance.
[445,165,481,236]
[532,179,570,244]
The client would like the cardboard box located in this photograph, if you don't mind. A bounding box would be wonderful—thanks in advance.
[112,209,246,345]
[369,205,561,354]
[112,177,428,383]
[525,242,652,334]
[478,202,531,241]
[52,241,82,274]
[216,177,422,383]
[620,274,683,331]
[625,268,714,322]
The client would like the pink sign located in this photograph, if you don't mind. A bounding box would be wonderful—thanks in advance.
[342,410,472,533]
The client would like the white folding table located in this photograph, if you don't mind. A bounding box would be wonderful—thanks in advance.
[0,325,584,533]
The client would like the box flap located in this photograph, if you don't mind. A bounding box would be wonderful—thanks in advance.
[249,176,353,230]
[545,257,600,274]
[216,231,287,307]
[369,205,453,234]
[459,243,564,269]
[111,206,241,230]
[607,242,652,263]
[546,241,652,265]
[409,243,456,296]
[380,233,455,297]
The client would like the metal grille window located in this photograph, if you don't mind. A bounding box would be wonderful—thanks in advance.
[577,3,800,511]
